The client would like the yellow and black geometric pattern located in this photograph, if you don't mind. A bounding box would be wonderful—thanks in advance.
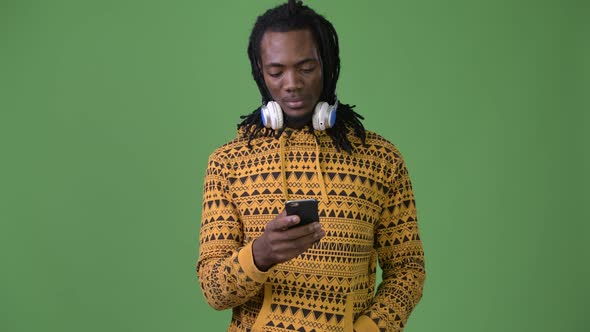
[198,127,425,332]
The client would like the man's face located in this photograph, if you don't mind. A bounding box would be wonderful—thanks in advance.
[259,29,323,128]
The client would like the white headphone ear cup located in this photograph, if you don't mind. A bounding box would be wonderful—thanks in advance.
[261,101,284,129]
[267,101,283,129]
[313,102,330,130]
[261,105,271,128]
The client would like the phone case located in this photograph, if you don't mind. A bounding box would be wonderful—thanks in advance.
[285,199,319,226]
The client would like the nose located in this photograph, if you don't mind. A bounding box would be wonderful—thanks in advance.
[283,70,303,92]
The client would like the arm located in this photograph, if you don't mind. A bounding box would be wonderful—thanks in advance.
[196,153,325,310]
[196,153,269,310]
[354,155,426,332]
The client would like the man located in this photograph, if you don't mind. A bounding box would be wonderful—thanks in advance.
[197,1,425,331]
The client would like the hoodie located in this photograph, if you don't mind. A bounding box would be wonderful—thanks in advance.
[197,126,425,332]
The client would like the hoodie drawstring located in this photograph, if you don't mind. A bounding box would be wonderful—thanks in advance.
[314,138,329,203]
[279,133,289,202]
[279,129,329,204]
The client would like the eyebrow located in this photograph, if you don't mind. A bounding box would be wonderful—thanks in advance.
[264,58,318,68]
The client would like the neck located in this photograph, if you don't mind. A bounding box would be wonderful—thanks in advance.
[284,113,312,129]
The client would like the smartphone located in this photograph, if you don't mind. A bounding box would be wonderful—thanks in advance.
[285,199,319,227]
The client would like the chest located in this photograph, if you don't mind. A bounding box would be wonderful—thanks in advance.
[226,142,389,245]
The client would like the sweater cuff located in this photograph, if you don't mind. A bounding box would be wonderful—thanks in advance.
[354,315,379,332]
[238,241,271,283]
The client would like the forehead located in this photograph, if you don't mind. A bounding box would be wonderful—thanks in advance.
[259,29,319,65]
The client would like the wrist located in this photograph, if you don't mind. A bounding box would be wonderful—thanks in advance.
[252,238,273,271]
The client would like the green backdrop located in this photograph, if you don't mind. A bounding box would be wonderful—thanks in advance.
[1,0,588,331]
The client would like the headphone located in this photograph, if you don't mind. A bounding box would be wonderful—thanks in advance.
[260,100,338,130]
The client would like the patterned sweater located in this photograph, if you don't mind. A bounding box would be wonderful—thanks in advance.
[197,126,425,332]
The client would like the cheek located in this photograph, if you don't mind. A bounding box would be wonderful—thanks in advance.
[263,76,281,96]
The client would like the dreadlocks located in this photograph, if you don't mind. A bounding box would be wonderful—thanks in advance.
[238,0,366,153]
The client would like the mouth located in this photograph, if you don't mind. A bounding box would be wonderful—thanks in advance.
[283,99,305,110]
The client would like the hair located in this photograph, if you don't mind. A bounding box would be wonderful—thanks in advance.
[237,0,366,153]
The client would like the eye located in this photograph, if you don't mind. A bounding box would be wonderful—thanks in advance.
[301,67,315,73]
[268,72,282,78]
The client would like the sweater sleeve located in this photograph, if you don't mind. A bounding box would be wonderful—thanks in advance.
[354,153,426,332]
[197,152,271,310]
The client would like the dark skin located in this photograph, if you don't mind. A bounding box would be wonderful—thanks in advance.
[252,29,326,271]
[259,29,323,129]
[252,210,324,271]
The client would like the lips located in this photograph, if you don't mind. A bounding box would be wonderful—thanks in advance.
[283,97,306,110]
[285,100,304,109]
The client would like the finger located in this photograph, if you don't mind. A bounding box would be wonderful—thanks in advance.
[276,211,301,229]
[289,221,324,238]
[272,230,323,254]
[267,228,325,264]
[266,210,299,231]
[300,224,325,243]
[281,223,325,244]
[266,222,323,245]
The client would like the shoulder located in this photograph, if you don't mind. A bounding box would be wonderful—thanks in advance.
[206,130,276,165]
[351,130,406,164]
[207,135,248,164]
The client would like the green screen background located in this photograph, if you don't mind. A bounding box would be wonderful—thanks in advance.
[1,0,588,331]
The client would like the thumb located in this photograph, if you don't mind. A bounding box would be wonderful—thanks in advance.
[267,209,299,231]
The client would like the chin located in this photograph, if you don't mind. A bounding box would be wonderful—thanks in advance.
[283,105,313,117]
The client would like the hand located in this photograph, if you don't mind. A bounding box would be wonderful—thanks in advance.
[252,209,325,271]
